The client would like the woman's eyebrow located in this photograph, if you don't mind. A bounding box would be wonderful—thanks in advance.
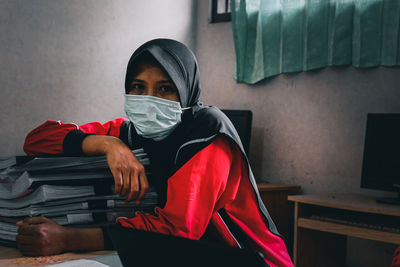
[131,79,173,84]
[157,80,174,84]
[131,78,145,83]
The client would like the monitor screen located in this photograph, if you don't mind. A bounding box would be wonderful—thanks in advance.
[221,109,252,156]
[361,114,400,192]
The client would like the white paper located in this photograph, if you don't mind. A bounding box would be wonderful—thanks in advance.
[47,259,111,267]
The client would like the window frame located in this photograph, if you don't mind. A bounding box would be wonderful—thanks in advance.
[209,0,231,23]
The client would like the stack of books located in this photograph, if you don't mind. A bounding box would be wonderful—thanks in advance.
[0,150,157,247]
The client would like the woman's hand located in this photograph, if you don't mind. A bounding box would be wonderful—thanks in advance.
[16,217,68,256]
[16,217,105,256]
[104,138,149,203]
[82,135,149,203]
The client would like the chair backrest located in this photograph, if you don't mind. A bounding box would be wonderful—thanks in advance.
[221,109,253,156]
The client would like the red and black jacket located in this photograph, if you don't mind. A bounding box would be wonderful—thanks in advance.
[24,116,293,267]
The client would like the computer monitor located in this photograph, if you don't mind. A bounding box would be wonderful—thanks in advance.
[361,113,400,204]
[221,109,252,156]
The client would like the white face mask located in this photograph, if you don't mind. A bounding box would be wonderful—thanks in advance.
[124,95,190,141]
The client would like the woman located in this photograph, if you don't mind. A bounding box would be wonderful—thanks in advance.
[19,39,293,266]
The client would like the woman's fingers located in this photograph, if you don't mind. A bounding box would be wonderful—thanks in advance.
[17,244,36,256]
[111,169,123,195]
[17,224,39,235]
[17,225,39,255]
[22,216,50,225]
[16,234,35,244]
[126,169,139,202]
[120,170,131,197]
[136,171,149,204]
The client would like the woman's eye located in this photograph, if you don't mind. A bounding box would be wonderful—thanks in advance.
[130,84,145,93]
[159,85,175,94]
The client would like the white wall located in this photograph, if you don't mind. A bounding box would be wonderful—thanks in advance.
[0,0,197,155]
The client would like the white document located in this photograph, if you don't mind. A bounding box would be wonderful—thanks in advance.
[47,259,111,267]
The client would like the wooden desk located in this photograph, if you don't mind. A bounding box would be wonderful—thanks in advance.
[257,183,300,250]
[288,193,400,267]
[0,247,115,266]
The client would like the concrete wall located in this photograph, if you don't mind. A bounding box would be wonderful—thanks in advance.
[196,1,400,195]
[195,1,399,266]
[0,0,197,156]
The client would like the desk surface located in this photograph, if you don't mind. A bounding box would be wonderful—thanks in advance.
[288,193,400,216]
[0,246,115,266]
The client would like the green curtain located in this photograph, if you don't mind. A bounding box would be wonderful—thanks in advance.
[231,0,400,84]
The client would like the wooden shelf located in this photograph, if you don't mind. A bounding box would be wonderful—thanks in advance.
[289,193,400,267]
[298,217,400,245]
[288,193,400,216]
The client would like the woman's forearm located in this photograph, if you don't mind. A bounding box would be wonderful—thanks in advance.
[65,227,105,252]
[81,135,123,156]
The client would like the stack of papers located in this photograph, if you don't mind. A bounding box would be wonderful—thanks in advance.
[0,149,156,247]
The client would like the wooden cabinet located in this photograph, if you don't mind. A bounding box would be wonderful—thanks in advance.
[288,193,400,267]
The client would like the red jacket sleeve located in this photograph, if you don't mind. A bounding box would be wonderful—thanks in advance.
[117,136,240,240]
[23,118,128,156]
[392,246,400,267]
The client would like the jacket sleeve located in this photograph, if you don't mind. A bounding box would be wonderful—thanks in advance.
[117,136,242,240]
[392,246,400,267]
[23,118,128,156]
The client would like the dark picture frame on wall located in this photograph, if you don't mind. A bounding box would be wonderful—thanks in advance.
[209,0,231,23]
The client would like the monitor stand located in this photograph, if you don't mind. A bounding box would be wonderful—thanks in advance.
[376,192,400,205]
